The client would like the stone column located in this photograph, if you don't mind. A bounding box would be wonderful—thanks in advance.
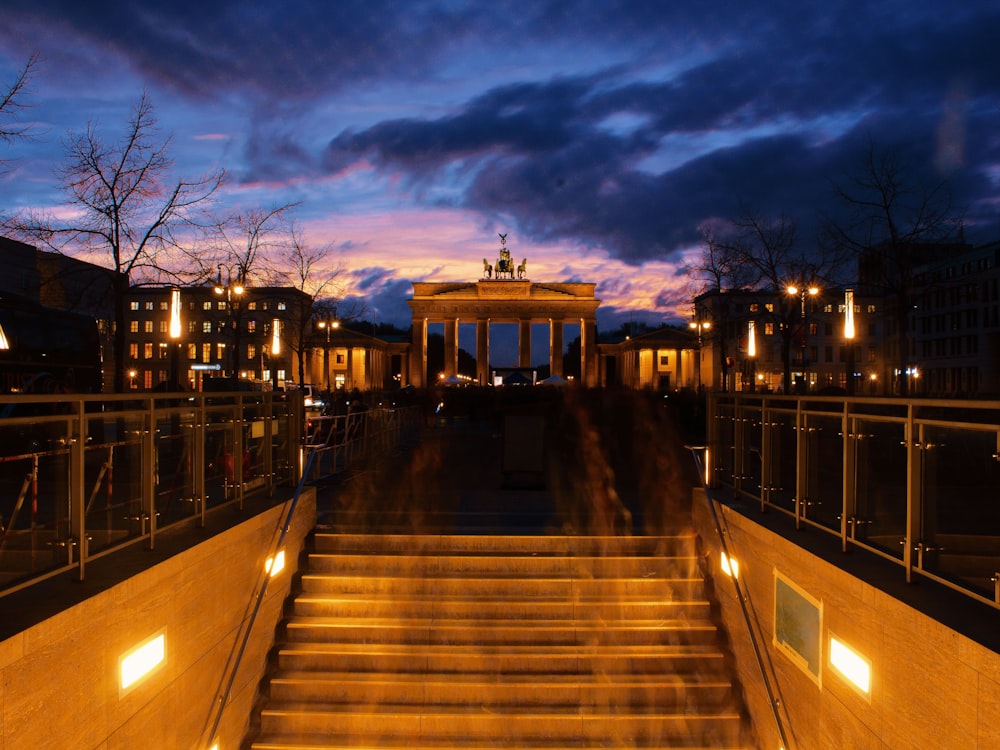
[518,319,532,369]
[581,318,598,386]
[476,319,490,385]
[549,319,564,377]
[444,317,459,378]
[409,318,426,388]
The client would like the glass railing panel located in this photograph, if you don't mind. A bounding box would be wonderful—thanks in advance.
[920,425,1000,596]
[853,419,907,558]
[739,403,764,500]
[154,408,199,528]
[83,412,148,554]
[204,402,239,507]
[0,413,74,585]
[767,408,797,512]
[713,404,736,486]
[803,413,844,530]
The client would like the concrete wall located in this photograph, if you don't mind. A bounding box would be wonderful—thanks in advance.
[0,489,315,750]
[693,489,1000,750]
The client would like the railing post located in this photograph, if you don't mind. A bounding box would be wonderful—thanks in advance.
[795,398,807,529]
[144,398,157,549]
[841,400,857,552]
[759,399,771,512]
[71,399,87,580]
[904,405,923,583]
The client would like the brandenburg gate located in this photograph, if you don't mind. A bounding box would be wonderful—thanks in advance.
[407,238,600,387]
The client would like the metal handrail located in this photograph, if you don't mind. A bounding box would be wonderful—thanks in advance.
[688,445,793,750]
[199,446,318,749]
[709,391,1000,609]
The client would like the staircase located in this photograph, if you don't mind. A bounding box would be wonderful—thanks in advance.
[247,532,752,749]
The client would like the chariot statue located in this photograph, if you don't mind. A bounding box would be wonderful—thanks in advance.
[491,232,525,280]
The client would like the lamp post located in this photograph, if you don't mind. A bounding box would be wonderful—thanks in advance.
[786,284,819,392]
[214,266,245,383]
[168,286,183,390]
[317,310,340,394]
[688,318,711,391]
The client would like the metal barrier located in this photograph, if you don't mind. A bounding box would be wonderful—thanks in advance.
[707,392,1000,608]
[0,391,301,598]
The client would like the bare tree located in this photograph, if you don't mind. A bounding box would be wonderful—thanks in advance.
[0,52,39,164]
[279,222,347,387]
[3,92,223,391]
[823,138,957,394]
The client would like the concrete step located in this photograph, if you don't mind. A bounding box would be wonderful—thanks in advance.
[312,533,697,557]
[292,592,712,621]
[284,617,722,647]
[268,671,738,708]
[258,704,743,744]
[276,643,730,675]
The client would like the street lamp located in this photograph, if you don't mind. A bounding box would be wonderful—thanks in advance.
[168,287,183,390]
[689,318,711,390]
[747,319,757,392]
[214,266,246,382]
[317,310,340,394]
[786,283,819,392]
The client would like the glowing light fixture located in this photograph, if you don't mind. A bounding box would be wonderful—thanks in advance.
[747,320,756,358]
[169,287,182,339]
[120,631,166,691]
[271,318,281,355]
[829,634,871,695]
[844,289,855,340]
[0,322,9,350]
[720,551,739,578]
[265,549,285,577]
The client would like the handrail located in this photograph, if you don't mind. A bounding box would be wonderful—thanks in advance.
[687,445,793,750]
[199,446,318,749]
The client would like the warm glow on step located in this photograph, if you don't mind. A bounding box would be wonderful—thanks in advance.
[721,551,739,578]
[265,549,285,577]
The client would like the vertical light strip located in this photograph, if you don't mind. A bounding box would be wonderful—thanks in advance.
[844,289,855,340]
[169,287,182,339]
[747,320,756,358]
[271,318,281,355]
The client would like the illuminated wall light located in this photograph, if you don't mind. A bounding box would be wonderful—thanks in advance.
[169,287,182,339]
[0,322,9,350]
[271,318,281,355]
[844,289,855,340]
[829,633,871,695]
[265,549,285,577]
[720,551,739,578]
[120,631,166,692]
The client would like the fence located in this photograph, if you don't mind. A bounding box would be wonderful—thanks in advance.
[706,392,1000,609]
[0,391,302,598]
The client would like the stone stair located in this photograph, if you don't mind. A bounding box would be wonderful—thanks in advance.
[246,532,752,749]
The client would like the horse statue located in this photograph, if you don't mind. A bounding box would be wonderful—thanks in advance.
[482,258,492,278]
[516,258,527,279]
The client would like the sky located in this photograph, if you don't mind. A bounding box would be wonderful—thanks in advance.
[1,1,999,338]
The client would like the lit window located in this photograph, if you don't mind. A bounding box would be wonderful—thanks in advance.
[158,342,169,359]
[765,303,773,312]
[765,322,774,335]
[202,322,212,334]
[159,301,168,311]
[248,344,256,359]
[278,301,286,310]
[129,321,139,333]
[159,320,168,333]
[247,320,257,333]
[144,343,153,359]
[216,343,226,359]
[144,321,153,333]
[201,343,211,363]
[129,301,139,311]
[218,301,227,311]
[187,343,197,360]
[145,301,154,311]
[750,303,759,312]
[202,301,212,311]
[248,302,257,311]
[129,343,138,359]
